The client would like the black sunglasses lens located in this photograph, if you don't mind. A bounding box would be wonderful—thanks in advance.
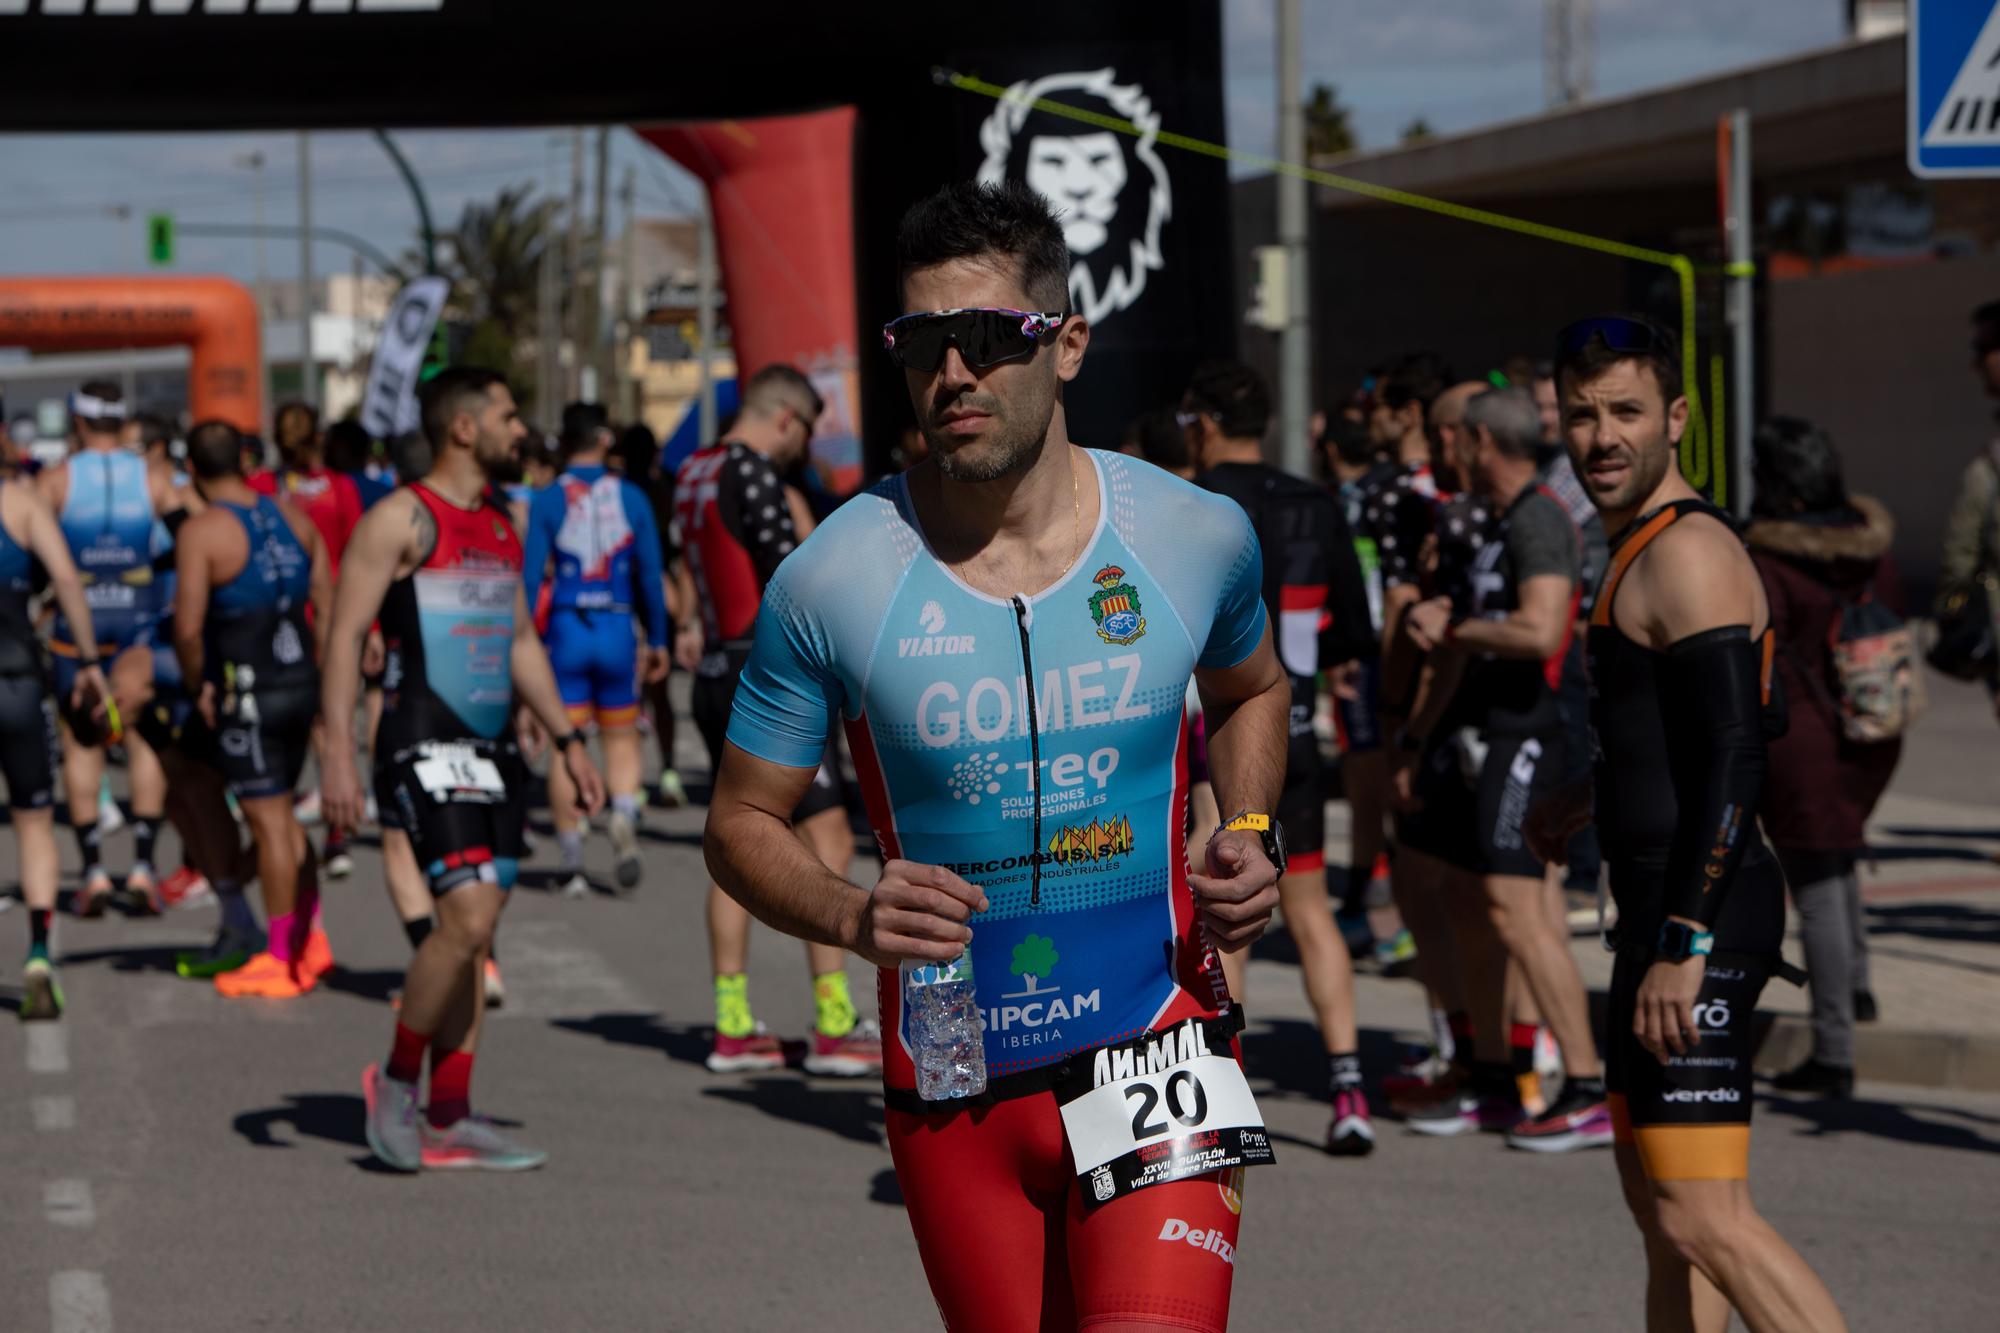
[888,312,1039,372]
[1557,316,1657,357]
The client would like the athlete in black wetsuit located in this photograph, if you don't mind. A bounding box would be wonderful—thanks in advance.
[1185,359,1376,1156]
[1528,316,1845,1333]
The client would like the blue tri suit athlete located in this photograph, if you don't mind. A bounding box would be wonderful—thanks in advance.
[704,182,1292,1333]
[521,402,669,892]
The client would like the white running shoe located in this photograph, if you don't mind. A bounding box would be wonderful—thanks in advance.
[558,872,590,900]
[362,1063,421,1172]
[293,789,323,827]
[609,811,642,892]
[419,1116,548,1171]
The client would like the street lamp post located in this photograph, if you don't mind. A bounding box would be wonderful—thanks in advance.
[234,150,267,319]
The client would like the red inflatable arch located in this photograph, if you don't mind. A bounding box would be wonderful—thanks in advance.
[0,276,263,432]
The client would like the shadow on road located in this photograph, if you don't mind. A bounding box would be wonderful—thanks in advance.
[234,1092,370,1150]
[1863,901,2000,947]
[870,1167,904,1208]
[319,966,405,1004]
[1875,826,2000,843]
[1239,1014,1412,1104]
[58,944,186,975]
[1758,1092,2000,1155]
[550,1011,712,1067]
[701,1078,884,1148]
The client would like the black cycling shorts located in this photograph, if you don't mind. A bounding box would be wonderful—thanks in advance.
[1607,945,1772,1182]
[1397,727,1562,880]
[374,734,528,897]
[0,672,61,811]
[213,685,317,801]
[1277,725,1326,873]
[693,646,845,824]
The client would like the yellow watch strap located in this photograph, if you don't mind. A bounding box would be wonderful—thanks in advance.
[1224,813,1271,833]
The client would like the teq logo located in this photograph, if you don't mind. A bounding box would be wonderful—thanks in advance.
[976,69,1173,327]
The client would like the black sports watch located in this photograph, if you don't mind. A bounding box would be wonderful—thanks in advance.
[1656,920,1715,963]
[556,730,588,751]
[1222,813,1287,876]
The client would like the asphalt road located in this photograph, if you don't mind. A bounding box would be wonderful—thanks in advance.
[1,797,1995,1332]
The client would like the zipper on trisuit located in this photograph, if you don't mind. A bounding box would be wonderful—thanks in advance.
[1011,596,1044,910]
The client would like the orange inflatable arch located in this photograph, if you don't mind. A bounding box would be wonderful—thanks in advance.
[0,276,262,432]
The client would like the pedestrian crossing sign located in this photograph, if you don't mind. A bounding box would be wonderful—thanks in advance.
[1911,0,2000,176]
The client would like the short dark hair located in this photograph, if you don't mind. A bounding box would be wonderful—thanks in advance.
[1376,352,1452,414]
[130,413,174,452]
[558,401,610,456]
[1185,360,1271,441]
[741,364,823,420]
[322,418,376,474]
[186,419,243,481]
[1125,406,1191,472]
[273,400,319,455]
[1973,299,2000,352]
[896,180,1072,312]
[616,423,660,480]
[1751,416,1847,518]
[1553,314,1683,403]
[418,366,507,449]
[389,430,433,482]
[1320,414,1375,467]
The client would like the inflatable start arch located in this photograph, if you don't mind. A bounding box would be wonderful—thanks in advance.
[0,276,262,432]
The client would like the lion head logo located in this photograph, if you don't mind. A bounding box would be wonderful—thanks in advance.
[976,68,1173,328]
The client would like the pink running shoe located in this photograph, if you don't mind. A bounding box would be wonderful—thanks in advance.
[803,1019,883,1077]
[706,1024,787,1073]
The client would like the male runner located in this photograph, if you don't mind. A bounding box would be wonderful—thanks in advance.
[0,477,108,1018]
[1399,387,1608,1148]
[324,367,603,1172]
[173,421,334,998]
[677,365,880,1076]
[250,401,365,877]
[1183,359,1377,1155]
[523,402,669,894]
[706,181,1287,1332]
[1528,316,1845,1331]
[39,383,179,915]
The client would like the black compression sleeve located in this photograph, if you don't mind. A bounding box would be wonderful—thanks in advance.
[1659,625,1768,929]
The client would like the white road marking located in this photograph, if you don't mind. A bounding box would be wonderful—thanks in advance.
[486,918,648,1019]
[44,1178,95,1229]
[50,1270,112,1333]
[25,1022,68,1073]
[32,1095,75,1131]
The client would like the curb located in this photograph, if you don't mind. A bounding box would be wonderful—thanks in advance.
[1753,1016,2000,1094]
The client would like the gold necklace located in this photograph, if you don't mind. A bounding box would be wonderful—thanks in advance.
[945,447,1083,595]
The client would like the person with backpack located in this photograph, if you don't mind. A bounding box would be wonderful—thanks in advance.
[1746,417,1915,1098]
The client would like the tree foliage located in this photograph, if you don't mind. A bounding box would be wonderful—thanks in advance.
[1305,82,1356,158]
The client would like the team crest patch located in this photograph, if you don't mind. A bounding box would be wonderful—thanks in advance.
[1088,565,1146,645]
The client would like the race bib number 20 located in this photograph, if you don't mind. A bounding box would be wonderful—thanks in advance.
[1057,1018,1273,1211]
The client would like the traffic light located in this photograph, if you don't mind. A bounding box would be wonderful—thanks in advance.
[146,213,174,266]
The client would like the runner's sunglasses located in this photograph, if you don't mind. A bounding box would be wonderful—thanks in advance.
[1555,315,1668,357]
[882,307,1068,373]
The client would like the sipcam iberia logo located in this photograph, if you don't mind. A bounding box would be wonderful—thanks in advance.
[1088,565,1147,645]
[1047,814,1134,865]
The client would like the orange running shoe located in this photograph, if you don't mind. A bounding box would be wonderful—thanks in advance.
[213,951,315,999]
[301,927,336,981]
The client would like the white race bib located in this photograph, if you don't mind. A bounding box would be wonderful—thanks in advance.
[1057,1019,1273,1209]
[412,745,505,800]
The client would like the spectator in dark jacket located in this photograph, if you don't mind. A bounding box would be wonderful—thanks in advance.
[1746,417,1905,1098]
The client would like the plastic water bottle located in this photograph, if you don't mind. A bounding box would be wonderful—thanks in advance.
[904,955,986,1101]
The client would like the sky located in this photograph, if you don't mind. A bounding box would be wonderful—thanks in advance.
[0,0,1854,288]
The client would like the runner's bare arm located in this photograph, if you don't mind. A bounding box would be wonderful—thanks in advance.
[1441,573,1575,660]
[282,499,334,662]
[16,483,101,664]
[706,741,988,969]
[1192,621,1287,949]
[320,492,422,829]
[170,509,220,685]
[1625,514,1766,648]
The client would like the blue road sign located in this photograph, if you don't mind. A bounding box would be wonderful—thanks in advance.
[1911,1,2000,177]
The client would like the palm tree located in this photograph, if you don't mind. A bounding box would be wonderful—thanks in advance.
[1305,82,1356,158]
[398,184,581,405]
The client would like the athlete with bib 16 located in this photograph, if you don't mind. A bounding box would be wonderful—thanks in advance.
[704,180,1291,1333]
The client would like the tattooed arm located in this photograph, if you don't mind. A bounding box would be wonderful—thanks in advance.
[320,490,431,832]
